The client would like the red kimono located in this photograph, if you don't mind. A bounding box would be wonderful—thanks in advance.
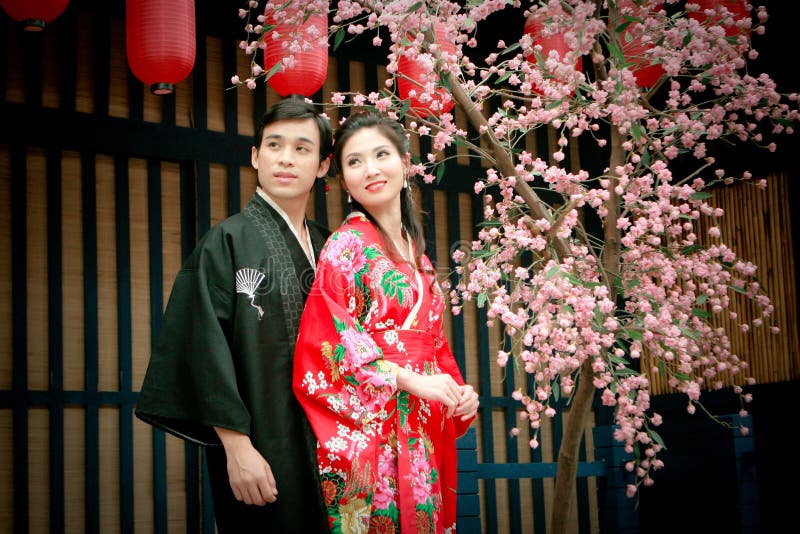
[293,213,474,533]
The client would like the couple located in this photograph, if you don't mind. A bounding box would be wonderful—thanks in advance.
[135,96,479,533]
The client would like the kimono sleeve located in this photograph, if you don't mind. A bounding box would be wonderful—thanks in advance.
[293,230,398,431]
[435,324,476,438]
[135,227,250,445]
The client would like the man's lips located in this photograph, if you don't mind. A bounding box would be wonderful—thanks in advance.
[273,172,298,182]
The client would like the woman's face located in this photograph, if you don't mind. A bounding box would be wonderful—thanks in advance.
[339,126,408,216]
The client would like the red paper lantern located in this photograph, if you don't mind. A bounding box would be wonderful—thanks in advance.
[396,23,456,118]
[621,35,664,88]
[0,0,69,31]
[126,0,196,95]
[689,0,750,37]
[524,15,583,95]
[262,12,328,97]
[616,1,665,88]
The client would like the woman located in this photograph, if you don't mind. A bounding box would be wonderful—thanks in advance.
[293,110,479,533]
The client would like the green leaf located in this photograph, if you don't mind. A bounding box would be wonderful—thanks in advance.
[333,27,345,51]
[406,1,423,13]
[614,20,633,33]
[691,308,712,318]
[730,285,747,295]
[265,61,283,80]
[641,149,651,168]
[333,316,348,333]
[398,98,411,120]
[627,329,644,341]
[436,162,446,183]
[381,270,410,304]
[398,391,410,427]
[680,244,702,255]
[649,428,666,447]
[630,123,643,143]
[364,246,381,259]
[690,191,712,200]
[545,266,560,280]
[678,326,698,340]
[695,294,708,305]
[334,343,345,362]
[477,292,488,308]
[496,72,512,84]
[500,42,521,55]
[607,41,625,62]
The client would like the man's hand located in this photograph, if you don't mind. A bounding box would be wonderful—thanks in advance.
[214,427,277,506]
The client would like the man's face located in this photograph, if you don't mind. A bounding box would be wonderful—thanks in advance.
[250,118,330,206]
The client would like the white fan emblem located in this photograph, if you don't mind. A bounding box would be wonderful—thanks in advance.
[235,268,266,319]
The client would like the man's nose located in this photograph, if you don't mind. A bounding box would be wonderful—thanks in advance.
[278,146,294,165]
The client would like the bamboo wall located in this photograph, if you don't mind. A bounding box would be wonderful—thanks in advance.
[645,174,799,395]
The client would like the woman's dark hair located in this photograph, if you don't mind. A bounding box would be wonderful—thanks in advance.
[254,94,333,161]
[332,110,426,268]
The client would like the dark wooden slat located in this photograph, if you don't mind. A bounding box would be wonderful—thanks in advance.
[0,103,252,167]
[477,461,607,479]
[11,145,30,534]
[93,8,110,116]
[446,191,467,375]
[147,159,168,534]
[57,5,78,112]
[114,156,134,534]
[81,150,100,534]
[471,191,498,531]
[47,148,65,533]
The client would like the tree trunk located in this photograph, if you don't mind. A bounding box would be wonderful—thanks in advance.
[442,25,626,531]
[549,127,624,533]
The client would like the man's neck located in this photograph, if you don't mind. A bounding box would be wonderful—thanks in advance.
[257,188,308,235]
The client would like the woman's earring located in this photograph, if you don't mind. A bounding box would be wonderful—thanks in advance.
[347,191,351,203]
[403,177,409,189]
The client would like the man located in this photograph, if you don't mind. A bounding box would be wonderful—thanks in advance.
[135,95,331,532]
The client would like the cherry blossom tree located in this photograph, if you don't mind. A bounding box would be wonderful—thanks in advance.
[235,1,798,532]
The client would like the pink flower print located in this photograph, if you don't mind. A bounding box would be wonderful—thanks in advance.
[406,442,433,505]
[340,328,381,368]
[325,231,367,275]
[372,474,396,510]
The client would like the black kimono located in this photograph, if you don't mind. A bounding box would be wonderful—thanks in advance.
[135,193,330,533]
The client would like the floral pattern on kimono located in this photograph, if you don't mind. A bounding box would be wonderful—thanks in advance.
[293,213,474,533]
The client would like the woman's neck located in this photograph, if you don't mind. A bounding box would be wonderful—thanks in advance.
[365,206,403,243]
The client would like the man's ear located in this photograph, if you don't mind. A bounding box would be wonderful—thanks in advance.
[251,146,259,169]
[316,156,331,178]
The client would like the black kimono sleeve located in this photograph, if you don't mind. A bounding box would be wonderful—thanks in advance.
[135,224,249,446]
